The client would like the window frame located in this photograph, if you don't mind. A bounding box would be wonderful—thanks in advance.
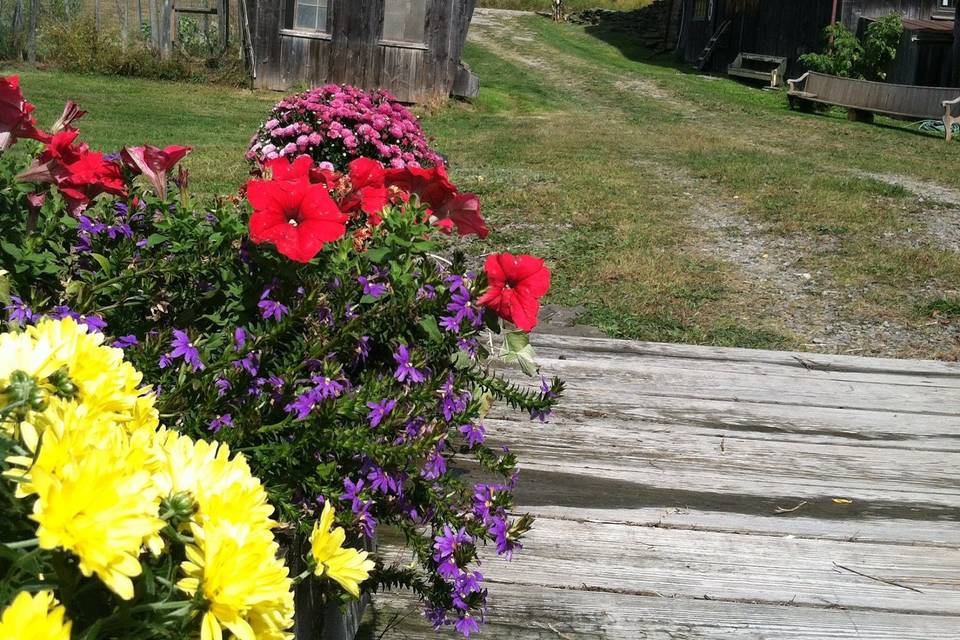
[691,0,711,22]
[933,0,956,19]
[283,0,332,37]
[379,0,429,47]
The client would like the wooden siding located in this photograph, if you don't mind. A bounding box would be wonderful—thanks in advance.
[681,0,834,76]
[249,0,475,102]
[679,0,956,80]
[359,332,960,638]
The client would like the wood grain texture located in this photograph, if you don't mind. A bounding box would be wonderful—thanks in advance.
[249,0,476,101]
[367,334,960,637]
[361,584,960,639]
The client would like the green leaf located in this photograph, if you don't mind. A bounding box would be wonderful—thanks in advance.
[504,331,530,354]
[419,316,442,343]
[145,233,168,249]
[365,247,390,263]
[90,253,112,276]
[502,331,539,377]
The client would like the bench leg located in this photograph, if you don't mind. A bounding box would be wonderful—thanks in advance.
[847,108,874,124]
[944,114,954,142]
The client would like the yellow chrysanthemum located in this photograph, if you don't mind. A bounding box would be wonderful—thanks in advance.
[27,317,148,418]
[0,330,61,385]
[0,591,72,640]
[151,431,276,531]
[177,521,294,640]
[27,404,164,600]
[309,502,375,598]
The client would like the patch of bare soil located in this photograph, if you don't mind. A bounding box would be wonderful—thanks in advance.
[641,160,960,358]
[859,171,960,254]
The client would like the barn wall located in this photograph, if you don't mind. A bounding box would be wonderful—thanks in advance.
[678,0,953,80]
[840,0,943,29]
[251,0,475,102]
[680,0,834,75]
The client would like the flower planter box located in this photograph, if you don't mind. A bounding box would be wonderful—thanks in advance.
[282,531,368,640]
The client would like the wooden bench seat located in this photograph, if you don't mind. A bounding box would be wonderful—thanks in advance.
[729,53,787,88]
[787,71,960,140]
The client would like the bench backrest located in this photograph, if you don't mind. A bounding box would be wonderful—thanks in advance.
[803,72,960,119]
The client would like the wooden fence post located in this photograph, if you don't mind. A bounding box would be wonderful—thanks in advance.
[149,0,160,48]
[26,0,37,62]
[159,0,174,58]
[13,0,24,60]
[219,0,229,51]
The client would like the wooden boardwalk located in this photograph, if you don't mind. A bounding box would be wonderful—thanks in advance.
[359,334,960,639]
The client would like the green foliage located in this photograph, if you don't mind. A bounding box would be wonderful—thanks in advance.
[39,15,247,85]
[800,13,903,81]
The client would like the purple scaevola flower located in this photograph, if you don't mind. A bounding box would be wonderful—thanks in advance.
[233,351,260,377]
[367,465,401,495]
[344,303,358,320]
[458,423,486,448]
[366,398,397,428]
[393,344,426,384]
[454,613,481,638]
[417,284,436,300]
[5,295,34,325]
[311,375,344,400]
[234,327,248,351]
[439,374,470,422]
[489,516,522,560]
[433,525,472,562]
[49,306,107,333]
[215,377,232,397]
[425,607,447,629]
[208,413,234,433]
[421,444,447,480]
[258,288,289,322]
[354,336,371,365]
[111,335,139,349]
[285,389,319,420]
[358,275,388,299]
[341,477,365,506]
[161,329,205,371]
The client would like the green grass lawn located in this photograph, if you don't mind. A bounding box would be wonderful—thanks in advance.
[476,0,650,10]
[7,11,960,358]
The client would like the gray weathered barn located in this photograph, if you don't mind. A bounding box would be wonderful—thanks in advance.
[245,0,478,102]
[677,0,957,85]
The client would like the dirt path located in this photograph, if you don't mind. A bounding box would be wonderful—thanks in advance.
[467,9,960,359]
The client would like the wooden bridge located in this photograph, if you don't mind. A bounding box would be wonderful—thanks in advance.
[361,333,960,639]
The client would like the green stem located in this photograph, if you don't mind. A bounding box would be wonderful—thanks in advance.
[3,537,39,549]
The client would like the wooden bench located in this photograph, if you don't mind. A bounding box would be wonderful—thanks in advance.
[728,53,787,88]
[787,71,960,140]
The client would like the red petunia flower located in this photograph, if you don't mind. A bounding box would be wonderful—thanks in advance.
[385,164,489,238]
[122,144,191,200]
[477,253,551,333]
[340,157,389,219]
[246,175,348,263]
[18,130,125,214]
[0,75,50,150]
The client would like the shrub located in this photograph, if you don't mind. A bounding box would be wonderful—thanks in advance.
[800,13,903,81]
[1,77,563,636]
[247,84,446,172]
[39,15,248,85]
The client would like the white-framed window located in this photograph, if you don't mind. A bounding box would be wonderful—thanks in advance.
[293,0,330,32]
[934,0,956,18]
[382,0,427,44]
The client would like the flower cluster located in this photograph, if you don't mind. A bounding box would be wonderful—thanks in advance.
[0,318,296,640]
[246,84,445,171]
[1,77,564,638]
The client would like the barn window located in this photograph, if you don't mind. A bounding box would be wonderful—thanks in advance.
[933,0,956,18]
[293,0,330,33]
[382,0,427,44]
[691,0,710,21]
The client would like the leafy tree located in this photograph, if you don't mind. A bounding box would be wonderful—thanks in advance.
[800,13,903,81]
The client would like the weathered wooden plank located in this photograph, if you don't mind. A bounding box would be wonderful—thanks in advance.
[510,392,960,444]
[382,518,960,615]
[362,584,960,640]
[485,414,960,509]
[522,356,960,416]
[515,507,960,548]
[530,333,960,378]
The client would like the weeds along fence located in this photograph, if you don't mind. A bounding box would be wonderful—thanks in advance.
[0,0,252,81]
